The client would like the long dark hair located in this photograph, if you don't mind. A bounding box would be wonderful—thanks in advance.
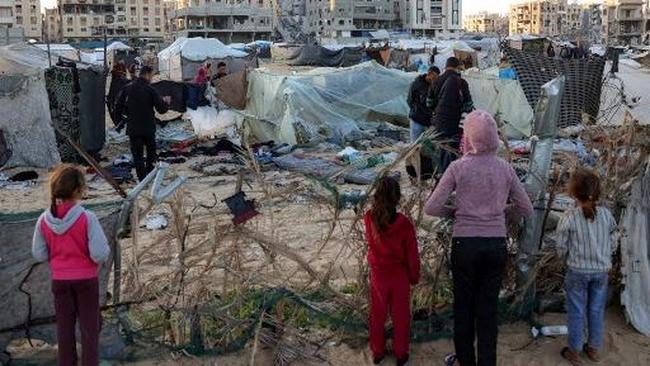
[370,176,401,236]
[568,168,600,221]
[48,164,86,216]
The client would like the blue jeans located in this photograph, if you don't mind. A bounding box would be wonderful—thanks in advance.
[565,269,608,352]
[409,119,427,142]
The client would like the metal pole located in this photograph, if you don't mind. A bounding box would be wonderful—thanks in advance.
[104,28,108,71]
[46,35,52,68]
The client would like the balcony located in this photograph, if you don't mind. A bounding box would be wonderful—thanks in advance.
[0,0,13,7]
[170,4,271,18]
[0,16,13,25]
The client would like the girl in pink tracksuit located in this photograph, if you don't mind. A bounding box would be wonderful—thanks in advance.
[32,164,110,366]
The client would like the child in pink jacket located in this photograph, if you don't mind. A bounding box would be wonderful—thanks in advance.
[32,164,110,366]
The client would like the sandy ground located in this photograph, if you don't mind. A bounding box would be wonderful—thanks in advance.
[8,308,650,365]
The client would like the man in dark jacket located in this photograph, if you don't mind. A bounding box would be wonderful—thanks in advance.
[114,66,170,181]
[408,66,440,142]
[427,57,473,176]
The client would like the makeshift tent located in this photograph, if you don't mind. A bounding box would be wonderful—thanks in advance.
[244,61,413,145]
[0,43,61,168]
[34,44,80,62]
[270,43,303,62]
[158,37,255,82]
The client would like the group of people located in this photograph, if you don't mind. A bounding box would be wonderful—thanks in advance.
[369,57,617,366]
[30,57,616,366]
[407,57,474,180]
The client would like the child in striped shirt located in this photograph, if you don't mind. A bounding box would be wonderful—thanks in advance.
[555,168,618,365]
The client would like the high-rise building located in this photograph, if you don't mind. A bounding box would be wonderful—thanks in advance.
[407,0,462,38]
[509,0,568,36]
[1,0,42,40]
[59,0,165,43]
[464,12,508,34]
[43,7,61,42]
[602,0,644,45]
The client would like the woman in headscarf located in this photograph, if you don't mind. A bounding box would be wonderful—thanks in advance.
[107,61,128,125]
[425,110,534,366]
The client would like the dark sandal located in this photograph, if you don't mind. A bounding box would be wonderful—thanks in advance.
[561,347,583,365]
[444,353,457,366]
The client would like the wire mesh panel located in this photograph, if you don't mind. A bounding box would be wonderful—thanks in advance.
[504,47,606,128]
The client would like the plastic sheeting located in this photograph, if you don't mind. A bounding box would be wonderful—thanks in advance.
[285,45,364,67]
[78,66,106,154]
[186,107,243,140]
[0,43,60,168]
[620,158,650,337]
[244,61,413,145]
[464,69,534,138]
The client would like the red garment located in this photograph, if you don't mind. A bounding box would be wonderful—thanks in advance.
[364,212,421,360]
[39,202,98,280]
[193,67,209,85]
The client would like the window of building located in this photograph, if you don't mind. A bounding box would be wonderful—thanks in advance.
[118,15,126,22]
[155,17,161,25]
[144,28,149,32]
[131,17,137,25]
[66,17,73,25]
[16,16,23,25]
[15,5,21,14]
[80,27,87,32]
[67,28,73,32]
[118,6,125,11]
[155,7,160,15]
[94,17,100,25]
[143,7,149,15]
[143,18,149,26]
[130,6,136,14]
[339,19,344,25]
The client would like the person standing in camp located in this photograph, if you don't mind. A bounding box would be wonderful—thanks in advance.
[114,65,170,181]
[193,62,211,86]
[364,176,420,366]
[555,168,617,365]
[106,61,128,124]
[407,66,440,142]
[425,110,533,366]
[427,57,474,177]
[32,164,110,366]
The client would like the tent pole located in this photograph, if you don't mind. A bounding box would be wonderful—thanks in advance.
[46,35,52,68]
[104,29,108,71]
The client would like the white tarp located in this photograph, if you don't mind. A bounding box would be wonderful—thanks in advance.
[107,41,131,51]
[620,158,650,337]
[186,107,243,141]
[158,37,248,63]
[464,68,534,138]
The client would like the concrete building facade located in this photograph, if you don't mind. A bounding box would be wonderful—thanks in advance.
[407,0,462,38]
[43,7,61,42]
[603,0,644,44]
[166,0,274,43]
[464,12,508,34]
[509,0,568,37]
[59,0,165,43]
[0,0,42,40]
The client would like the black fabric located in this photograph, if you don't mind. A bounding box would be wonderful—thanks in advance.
[405,154,434,181]
[107,74,129,122]
[186,84,209,110]
[78,67,106,154]
[0,129,11,168]
[114,77,169,137]
[129,134,157,181]
[451,237,507,366]
[428,71,472,135]
[45,66,82,163]
[408,74,433,126]
[151,80,187,113]
[9,171,38,181]
[287,45,364,67]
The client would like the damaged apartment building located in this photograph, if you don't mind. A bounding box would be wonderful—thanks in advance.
[166,0,274,43]
[602,0,645,45]
[58,0,166,43]
[166,0,462,43]
[0,0,43,41]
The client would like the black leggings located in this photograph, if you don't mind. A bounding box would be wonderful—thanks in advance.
[451,237,507,366]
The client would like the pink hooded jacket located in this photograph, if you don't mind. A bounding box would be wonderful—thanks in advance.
[424,110,533,237]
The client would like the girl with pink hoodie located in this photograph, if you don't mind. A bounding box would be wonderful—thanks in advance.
[32,164,110,366]
[425,110,533,366]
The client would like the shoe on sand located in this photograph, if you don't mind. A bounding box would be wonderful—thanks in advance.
[583,344,601,363]
[561,347,583,365]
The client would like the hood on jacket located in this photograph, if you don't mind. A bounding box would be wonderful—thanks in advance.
[366,211,411,236]
[43,204,85,235]
[462,110,500,156]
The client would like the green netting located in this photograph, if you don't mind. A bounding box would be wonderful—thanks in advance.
[122,287,537,357]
